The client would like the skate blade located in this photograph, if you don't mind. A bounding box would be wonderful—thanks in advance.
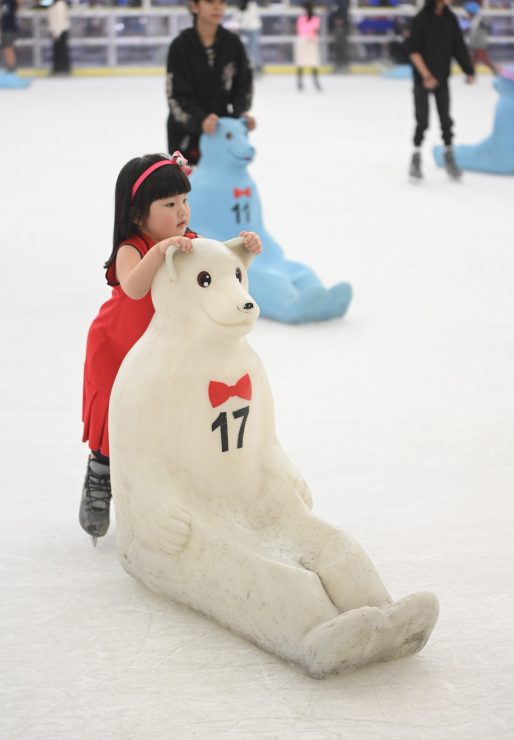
[91,536,98,547]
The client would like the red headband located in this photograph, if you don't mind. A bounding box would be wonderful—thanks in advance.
[130,151,192,200]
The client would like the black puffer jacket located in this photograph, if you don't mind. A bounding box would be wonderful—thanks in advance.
[166,26,253,164]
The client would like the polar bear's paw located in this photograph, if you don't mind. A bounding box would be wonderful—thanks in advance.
[376,591,439,663]
[299,591,439,678]
[155,506,191,555]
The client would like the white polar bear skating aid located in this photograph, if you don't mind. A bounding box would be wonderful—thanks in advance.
[109,238,439,679]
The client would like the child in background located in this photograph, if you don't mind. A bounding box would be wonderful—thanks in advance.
[405,0,474,182]
[80,152,261,541]
[464,2,497,76]
[235,0,262,73]
[48,0,71,75]
[295,1,322,92]
[166,0,255,165]
[1,0,20,73]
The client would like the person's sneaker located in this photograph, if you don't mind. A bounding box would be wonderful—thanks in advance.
[443,147,462,181]
[409,151,423,182]
[79,456,112,541]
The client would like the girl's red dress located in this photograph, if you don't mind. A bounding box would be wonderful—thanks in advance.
[82,230,196,457]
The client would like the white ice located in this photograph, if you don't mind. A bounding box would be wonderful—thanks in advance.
[1,73,513,740]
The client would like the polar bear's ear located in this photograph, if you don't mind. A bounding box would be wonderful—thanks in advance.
[224,236,254,269]
[164,245,180,281]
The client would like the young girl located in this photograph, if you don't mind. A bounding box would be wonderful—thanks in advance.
[295,1,322,92]
[80,152,261,541]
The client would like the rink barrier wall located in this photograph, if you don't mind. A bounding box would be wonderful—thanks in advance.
[16,63,496,79]
[14,6,514,72]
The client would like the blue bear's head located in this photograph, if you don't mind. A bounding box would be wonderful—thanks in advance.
[199,118,256,170]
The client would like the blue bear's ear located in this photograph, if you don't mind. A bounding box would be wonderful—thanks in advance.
[225,236,254,269]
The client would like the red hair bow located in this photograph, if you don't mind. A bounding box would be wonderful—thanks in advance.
[170,150,193,177]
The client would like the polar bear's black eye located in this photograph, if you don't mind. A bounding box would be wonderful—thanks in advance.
[235,267,242,282]
[225,132,233,140]
[197,271,212,288]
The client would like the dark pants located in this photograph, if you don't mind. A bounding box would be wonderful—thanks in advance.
[52,31,71,73]
[413,82,453,147]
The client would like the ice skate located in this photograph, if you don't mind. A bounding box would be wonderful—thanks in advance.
[443,147,462,181]
[79,456,112,545]
[409,151,423,183]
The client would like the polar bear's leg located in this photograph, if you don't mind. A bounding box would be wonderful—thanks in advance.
[288,515,393,611]
[123,523,347,664]
[299,591,439,679]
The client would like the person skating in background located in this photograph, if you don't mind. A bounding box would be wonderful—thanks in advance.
[464,2,498,76]
[328,0,349,72]
[388,15,410,66]
[405,0,475,182]
[235,0,262,73]
[295,1,322,92]
[166,0,255,165]
[1,0,20,73]
[48,0,72,75]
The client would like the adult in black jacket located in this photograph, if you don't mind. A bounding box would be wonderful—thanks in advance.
[166,0,255,165]
[404,0,474,181]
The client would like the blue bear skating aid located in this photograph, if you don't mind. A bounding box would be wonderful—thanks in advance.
[188,118,353,324]
[433,74,514,175]
[0,72,32,89]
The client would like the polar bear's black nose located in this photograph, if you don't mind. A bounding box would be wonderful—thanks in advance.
[244,302,254,310]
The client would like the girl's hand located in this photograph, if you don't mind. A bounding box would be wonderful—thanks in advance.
[157,236,194,256]
[240,231,262,254]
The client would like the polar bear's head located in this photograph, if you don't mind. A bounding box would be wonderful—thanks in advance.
[198,118,256,171]
[151,238,260,339]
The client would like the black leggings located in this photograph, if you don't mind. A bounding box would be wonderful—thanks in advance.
[413,82,453,147]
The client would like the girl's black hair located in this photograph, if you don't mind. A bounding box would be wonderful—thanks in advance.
[424,0,438,11]
[303,1,314,21]
[104,153,191,271]
[239,0,249,11]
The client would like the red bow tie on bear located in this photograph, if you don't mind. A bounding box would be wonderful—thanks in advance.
[233,187,251,198]
[209,374,252,408]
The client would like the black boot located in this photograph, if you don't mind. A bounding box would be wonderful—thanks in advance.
[313,68,322,91]
[443,147,462,181]
[79,456,112,542]
[409,151,423,182]
[297,67,303,91]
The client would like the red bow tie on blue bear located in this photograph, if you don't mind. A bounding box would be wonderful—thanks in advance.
[208,374,252,408]
[233,187,251,198]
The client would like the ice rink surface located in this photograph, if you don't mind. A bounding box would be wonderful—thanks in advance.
[1,72,514,740]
